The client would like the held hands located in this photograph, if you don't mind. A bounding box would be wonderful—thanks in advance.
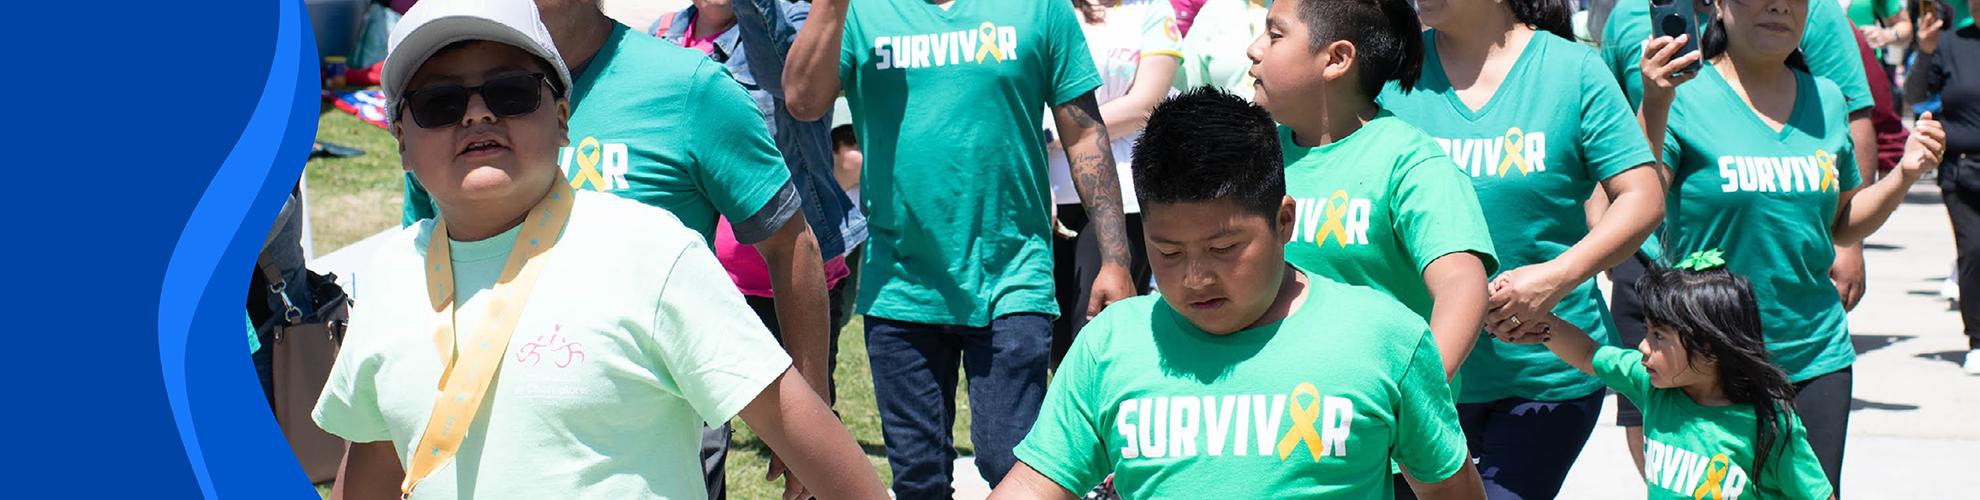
[1900,113,1949,181]
[1484,262,1575,340]
[1641,35,1703,102]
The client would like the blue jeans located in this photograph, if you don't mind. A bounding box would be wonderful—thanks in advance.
[1457,390,1605,500]
[865,313,1051,499]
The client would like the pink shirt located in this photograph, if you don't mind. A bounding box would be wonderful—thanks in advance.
[681,16,722,57]
[715,218,851,298]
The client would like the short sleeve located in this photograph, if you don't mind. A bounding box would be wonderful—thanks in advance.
[651,241,794,426]
[1768,412,1837,499]
[1836,139,1863,192]
[1807,1,1874,111]
[312,309,394,443]
[1011,310,1115,494]
[1045,0,1103,106]
[403,173,437,227]
[1578,51,1656,181]
[1598,3,1647,107]
[1662,127,1683,169]
[1592,346,1655,405]
[1391,152,1500,275]
[1392,332,1468,483]
[839,4,858,88]
[1137,3,1185,60]
[685,59,797,241]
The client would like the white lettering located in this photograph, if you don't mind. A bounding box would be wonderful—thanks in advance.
[1346,199,1373,245]
[1202,396,1237,457]
[1138,397,1168,458]
[1170,397,1201,458]
[1320,396,1353,457]
[1117,399,1139,459]
[1719,157,1739,192]
[1254,394,1286,456]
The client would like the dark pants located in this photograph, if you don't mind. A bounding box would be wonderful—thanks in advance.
[700,273,857,500]
[1944,188,1980,349]
[1609,251,1654,427]
[1457,390,1606,500]
[1051,205,1152,367]
[1794,367,1853,496]
[866,313,1052,499]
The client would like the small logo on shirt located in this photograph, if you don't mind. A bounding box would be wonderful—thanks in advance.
[516,325,586,369]
[1434,128,1549,178]
[869,21,1019,70]
[1114,382,1357,462]
[561,136,631,192]
[1292,191,1373,248]
[1714,150,1840,193]
[1645,440,1751,499]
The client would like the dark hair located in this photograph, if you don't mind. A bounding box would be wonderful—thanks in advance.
[1635,266,1799,489]
[831,124,858,151]
[1132,86,1285,218]
[1294,0,1425,95]
[1511,0,1579,41]
[1700,12,1812,72]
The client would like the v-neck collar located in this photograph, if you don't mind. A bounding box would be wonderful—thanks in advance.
[926,0,966,19]
[1704,64,1810,142]
[1427,29,1543,122]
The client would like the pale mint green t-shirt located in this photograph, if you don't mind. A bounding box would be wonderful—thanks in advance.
[404,23,797,247]
[316,191,792,500]
[1013,270,1469,498]
[1662,66,1862,383]
[1593,347,1834,500]
[1378,31,1654,403]
[839,0,1102,326]
[1280,114,1499,320]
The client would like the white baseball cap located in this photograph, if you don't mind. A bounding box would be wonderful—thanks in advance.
[382,0,573,115]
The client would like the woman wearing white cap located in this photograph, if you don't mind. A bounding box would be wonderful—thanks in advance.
[308,0,885,498]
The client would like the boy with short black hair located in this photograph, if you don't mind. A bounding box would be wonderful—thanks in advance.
[989,87,1485,499]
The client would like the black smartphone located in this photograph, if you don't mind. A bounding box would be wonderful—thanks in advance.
[1649,0,1703,75]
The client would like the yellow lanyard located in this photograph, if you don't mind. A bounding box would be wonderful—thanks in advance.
[401,179,576,497]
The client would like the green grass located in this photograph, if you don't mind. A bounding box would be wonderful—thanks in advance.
[305,108,404,255]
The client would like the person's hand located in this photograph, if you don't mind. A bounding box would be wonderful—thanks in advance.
[1860,25,1893,47]
[1641,34,1703,102]
[1830,246,1866,311]
[1484,263,1576,338]
[1087,263,1137,321]
[1900,112,1948,181]
[766,452,813,500]
[1921,8,1947,54]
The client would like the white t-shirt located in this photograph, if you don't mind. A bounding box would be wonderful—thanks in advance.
[1047,0,1184,213]
[313,190,791,500]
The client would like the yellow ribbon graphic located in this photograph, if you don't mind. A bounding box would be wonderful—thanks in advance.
[1692,454,1732,500]
[1497,127,1531,176]
[1814,150,1837,192]
[976,22,1005,63]
[570,136,610,191]
[1276,383,1326,462]
[1313,190,1351,248]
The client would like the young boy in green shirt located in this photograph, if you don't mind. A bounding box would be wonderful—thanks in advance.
[989,87,1484,499]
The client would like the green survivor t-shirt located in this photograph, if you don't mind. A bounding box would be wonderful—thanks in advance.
[403,23,796,247]
[1600,0,1873,113]
[838,0,1101,326]
[1012,270,1469,497]
[1593,347,1834,499]
[1280,114,1499,320]
[1662,66,1862,382]
[1379,32,1654,403]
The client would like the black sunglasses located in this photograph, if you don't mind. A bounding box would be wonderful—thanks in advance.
[399,73,557,129]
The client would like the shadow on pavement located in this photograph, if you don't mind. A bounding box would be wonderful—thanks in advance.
[1853,334,1913,355]
[1851,398,1921,412]
[1905,189,1943,205]
[1916,350,1970,367]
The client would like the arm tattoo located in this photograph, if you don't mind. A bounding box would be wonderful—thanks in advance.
[1058,92,1133,268]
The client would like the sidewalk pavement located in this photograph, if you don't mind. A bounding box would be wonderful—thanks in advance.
[311,183,1977,499]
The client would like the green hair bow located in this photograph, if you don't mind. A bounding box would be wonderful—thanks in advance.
[1675,249,1726,271]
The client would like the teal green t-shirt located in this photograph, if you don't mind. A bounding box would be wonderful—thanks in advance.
[838,0,1101,326]
[1379,32,1653,403]
[1280,114,1499,321]
[1845,0,1901,28]
[1592,347,1834,499]
[1012,270,1469,497]
[1662,66,1862,382]
[403,23,796,247]
[1600,0,1873,114]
